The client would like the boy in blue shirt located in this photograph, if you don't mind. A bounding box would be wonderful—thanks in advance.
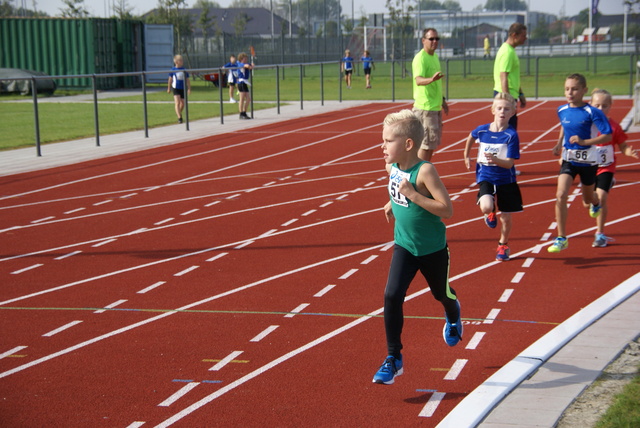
[464,93,523,261]
[361,50,375,89]
[548,73,612,253]
[167,55,191,124]
[341,49,354,89]
[223,55,238,103]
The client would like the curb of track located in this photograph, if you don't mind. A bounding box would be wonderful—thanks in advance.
[437,271,640,428]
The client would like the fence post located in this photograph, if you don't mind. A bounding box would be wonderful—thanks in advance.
[31,77,41,157]
[320,63,324,106]
[142,72,149,138]
[391,60,395,102]
[339,60,343,103]
[276,66,281,114]
[92,74,100,147]
[535,57,539,100]
[299,64,304,110]
[445,59,450,100]
[184,73,190,130]
[219,67,224,125]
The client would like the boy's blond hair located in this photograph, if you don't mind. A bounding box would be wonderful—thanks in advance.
[383,110,424,147]
[238,52,249,62]
[492,92,516,110]
[173,54,183,63]
[591,87,612,102]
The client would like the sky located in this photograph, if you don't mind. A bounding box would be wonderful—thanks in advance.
[31,0,629,20]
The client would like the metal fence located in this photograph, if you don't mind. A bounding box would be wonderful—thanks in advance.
[5,52,638,157]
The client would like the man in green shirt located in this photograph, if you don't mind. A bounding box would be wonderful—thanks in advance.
[493,23,527,129]
[412,28,449,162]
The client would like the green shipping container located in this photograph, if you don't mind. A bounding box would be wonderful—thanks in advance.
[0,17,143,89]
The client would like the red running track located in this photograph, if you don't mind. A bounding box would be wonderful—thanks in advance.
[1,100,639,427]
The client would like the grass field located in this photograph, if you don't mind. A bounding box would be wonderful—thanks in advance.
[0,56,636,151]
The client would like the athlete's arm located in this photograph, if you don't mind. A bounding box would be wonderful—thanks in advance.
[398,163,453,219]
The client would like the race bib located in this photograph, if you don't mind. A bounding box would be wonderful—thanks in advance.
[596,145,615,167]
[562,146,599,165]
[477,141,508,165]
[388,167,410,207]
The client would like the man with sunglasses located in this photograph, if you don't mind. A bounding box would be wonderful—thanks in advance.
[493,22,528,130]
[412,28,448,162]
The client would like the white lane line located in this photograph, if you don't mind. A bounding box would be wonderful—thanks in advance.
[465,332,486,350]
[93,200,112,206]
[0,346,28,359]
[314,284,336,297]
[11,264,43,274]
[263,181,277,186]
[498,289,514,303]
[55,250,82,260]
[92,239,117,247]
[301,210,317,216]
[319,202,333,208]
[180,209,199,216]
[531,244,543,254]
[360,255,378,265]
[234,241,253,249]
[339,269,358,279]
[418,392,447,417]
[226,194,241,199]
[258,229,278,238]
[250,326,279,342]
[549,222,557,230]
[94,299,128,314]
[174,266,199,277]
[43,320,83,337]
[154,218,174,225]
[138,281,166,294]
[336,194,349,200]
[158,382,200,407]
[511,272,525,283]
[204,201,220,207]
[381,243,394,251]
[126,422,145,428]
[144,186,160,192]
[209,351,243,371]
[541,232,552,241]
[64,207,86,215]
[120,193,137,199]
[444,359,468,380]
[281,218,298,227]
[364,181,376,187]
[522,257,535,268]
[284,303,309,318]
[484,308,501,324]
[206,253,228,262]
[31,216,55,224]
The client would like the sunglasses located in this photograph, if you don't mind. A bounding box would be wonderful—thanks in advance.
[426,37,440,41]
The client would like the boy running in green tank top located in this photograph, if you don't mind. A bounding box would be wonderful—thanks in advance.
[373,109,463,385]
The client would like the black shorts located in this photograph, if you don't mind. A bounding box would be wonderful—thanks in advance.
[364,68,372,75]
[172,88,185,98]
[595,171,615,192]
[559,161,598,186]
[344,69,353,75]
[477,181,523,213]
[237,82,250,93]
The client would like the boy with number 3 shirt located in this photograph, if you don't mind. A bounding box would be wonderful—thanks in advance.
[548,73,612,253]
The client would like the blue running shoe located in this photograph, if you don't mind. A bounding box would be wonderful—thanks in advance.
[443,300,463,346]
[589,203,602,218]
[372,355,403,385]
[592,233,614,248]
[484,212,497,228]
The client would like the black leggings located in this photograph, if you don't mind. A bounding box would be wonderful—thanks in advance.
[384,244,458,357]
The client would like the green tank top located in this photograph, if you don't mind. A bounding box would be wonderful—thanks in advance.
[388,162,447,256]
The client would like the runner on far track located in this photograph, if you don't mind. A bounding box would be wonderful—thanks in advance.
[463,93,523,261]
[548,73,612,253]
[374,109,462,386]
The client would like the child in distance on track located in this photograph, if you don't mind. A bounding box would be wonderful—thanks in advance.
[361,50,375,89]
[587,88,638,247]
[341,49,354,89]
[548,73,612,253]
[374,109,462,386]
[463,93,523,261]
[236,52,253,120]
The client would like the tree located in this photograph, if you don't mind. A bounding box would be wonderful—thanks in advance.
[484,0,527,12]
[442,0,461,12]
[233,11,249,36]
[197,3,215,53]
[193,0,221,7]
[60,0,89,17]
[113,0,135,19]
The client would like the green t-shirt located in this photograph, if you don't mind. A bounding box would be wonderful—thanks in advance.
[493,43,520,98]
[412,50,443,111]
[388,162,447,256]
